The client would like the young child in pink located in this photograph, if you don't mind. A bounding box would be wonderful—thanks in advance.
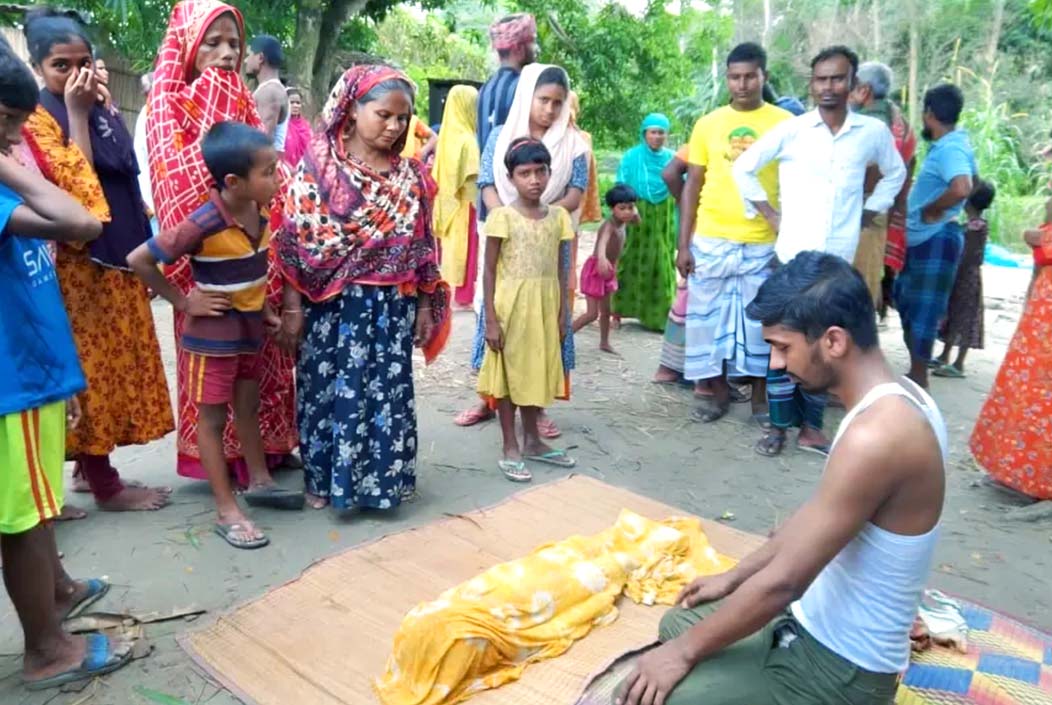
[573,183,638,353]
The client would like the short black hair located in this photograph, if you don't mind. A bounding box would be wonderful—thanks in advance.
[746,251,879,350]
[24,7,92,66]
[923,84,964,126]
[605,183,637,207]
[810,45,859,79]
[0,36,40,112]
[535,66,569,92]
[968,178,995,213]
[201,121,273,189]
[250,35,283,68]
[504,137,550,173]
[727,42,767,72]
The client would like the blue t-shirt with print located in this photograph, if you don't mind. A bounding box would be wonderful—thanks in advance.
[906,129,977,246]
[0,182,85,416]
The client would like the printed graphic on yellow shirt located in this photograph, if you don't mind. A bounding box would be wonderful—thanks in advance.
[725,126,759,162]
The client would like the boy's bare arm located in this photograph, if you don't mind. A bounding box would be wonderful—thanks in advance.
[127,242,230,316]
[0,154,100,242]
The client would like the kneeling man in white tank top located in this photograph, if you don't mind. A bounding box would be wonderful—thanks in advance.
[617,250,947,705]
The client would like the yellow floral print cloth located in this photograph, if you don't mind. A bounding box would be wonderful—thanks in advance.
[375,510,736,705]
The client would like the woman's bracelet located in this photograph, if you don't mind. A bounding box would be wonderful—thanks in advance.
[282,309,302,315]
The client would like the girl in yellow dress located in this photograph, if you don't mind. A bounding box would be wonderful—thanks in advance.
[478,138,577,482]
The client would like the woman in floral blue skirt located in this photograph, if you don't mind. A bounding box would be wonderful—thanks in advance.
[274,65,450,511]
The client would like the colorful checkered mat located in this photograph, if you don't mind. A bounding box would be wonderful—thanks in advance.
[577,598,1052,705]
[898,600,1052,704]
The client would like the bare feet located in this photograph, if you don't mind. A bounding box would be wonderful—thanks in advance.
[306,493,329,510]
[95,485,172,512]
[54,505,87,521]
[652,366,680,384]
[599,342,619,355]
[797,425,831,455]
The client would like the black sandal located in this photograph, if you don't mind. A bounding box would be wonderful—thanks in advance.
[691,400,730,424]
[755,431,787,457]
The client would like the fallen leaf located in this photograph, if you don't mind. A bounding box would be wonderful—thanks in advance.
[133,686,190,705]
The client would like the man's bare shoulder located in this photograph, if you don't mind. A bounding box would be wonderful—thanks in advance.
[829,394,941,478]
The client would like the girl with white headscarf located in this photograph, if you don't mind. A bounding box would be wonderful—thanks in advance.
[453,64,590,442]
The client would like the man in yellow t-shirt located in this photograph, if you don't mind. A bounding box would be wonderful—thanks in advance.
[676,42,791,428]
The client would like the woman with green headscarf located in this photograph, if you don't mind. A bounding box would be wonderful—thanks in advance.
[613,113,676,331]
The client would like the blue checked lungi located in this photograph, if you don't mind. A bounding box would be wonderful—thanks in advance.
[684,238,775,381]
[894,221,964,360]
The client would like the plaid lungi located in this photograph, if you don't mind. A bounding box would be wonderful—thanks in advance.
[894,222,964,360]
[684,238,774,381]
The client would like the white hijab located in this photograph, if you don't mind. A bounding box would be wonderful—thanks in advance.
[493,64,590,207]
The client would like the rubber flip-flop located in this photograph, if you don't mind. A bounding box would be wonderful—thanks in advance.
[454,407,495,427]
[214,522,270,549]
[797,442,831,458]
[932,364,965,378]
[62,578,110,622]
[243,485,305,510]
[499,459,532,482]
[23,633,132,691]
[691,401,730,424]
[537,417,562,439]
[525,449,577,468]
[755,431,786,457]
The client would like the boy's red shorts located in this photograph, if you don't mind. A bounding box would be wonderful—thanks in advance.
[182,352,261,405]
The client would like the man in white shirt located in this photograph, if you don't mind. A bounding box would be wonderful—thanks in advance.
[732,46,906,458]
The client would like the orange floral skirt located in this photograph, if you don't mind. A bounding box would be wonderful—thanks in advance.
[969,266,1052,500]
[56,246,174,457]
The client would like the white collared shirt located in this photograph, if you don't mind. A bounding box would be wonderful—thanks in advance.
[732,109,906,264]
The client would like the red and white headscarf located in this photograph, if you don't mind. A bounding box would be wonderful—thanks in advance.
[146,0,262,232]
[488,13,536,51]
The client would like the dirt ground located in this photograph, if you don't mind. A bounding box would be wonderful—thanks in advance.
[1,243,1049,705]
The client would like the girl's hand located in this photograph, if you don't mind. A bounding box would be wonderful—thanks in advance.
[597,257,613,279]
[414,307,435,348]
[65,67,98,115]
[485,318,504,351]
[275,308,305,352]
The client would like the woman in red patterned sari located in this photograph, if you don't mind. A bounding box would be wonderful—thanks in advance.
[147,0,297,485]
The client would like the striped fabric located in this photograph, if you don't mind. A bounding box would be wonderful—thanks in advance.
[0,401,65,533]
[767,368,827,431]
[147,192,271,356]
[684,238,774,381]
[894,221,964,360]
[658,282,688,373]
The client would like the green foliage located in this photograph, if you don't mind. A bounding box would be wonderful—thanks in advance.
[506,0,732,148]
[373,8,491,118]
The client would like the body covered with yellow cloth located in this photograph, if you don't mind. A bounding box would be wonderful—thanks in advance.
[375,510,736,705]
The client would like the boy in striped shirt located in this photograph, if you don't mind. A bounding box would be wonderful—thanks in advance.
[129,121,303,551]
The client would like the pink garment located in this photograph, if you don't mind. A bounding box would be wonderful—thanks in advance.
[283,115,312,168]
[579,255,618,299]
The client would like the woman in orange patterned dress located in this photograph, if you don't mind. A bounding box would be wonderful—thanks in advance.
[147,0,298,486]
[969,226,1052,500]
[22,9,174,511]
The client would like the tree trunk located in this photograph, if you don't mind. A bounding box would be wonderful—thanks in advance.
[762,0,771,47]
[984,0,1006,77]
[907,0,919,126]
[288,0,369,109]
